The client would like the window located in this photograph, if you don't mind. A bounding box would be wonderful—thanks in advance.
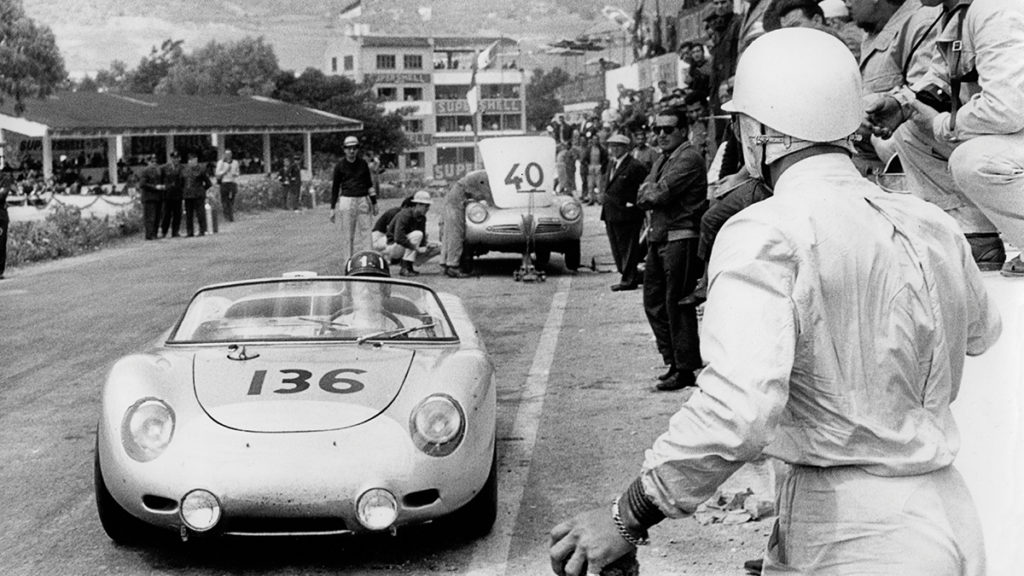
[403,87,423,101]
[331,57,338,73]
[403,54,423,69]
[481,83,520,99]
[405,119,423,133]
[482,114,501,132]
[435,85,465,100]
[437,116,474,133]
[437,147,475,165]
[407,152,423,168]
[344,55,354,71]
[502,114,522,130]
[377,86,397,101]
[376,54,396,69]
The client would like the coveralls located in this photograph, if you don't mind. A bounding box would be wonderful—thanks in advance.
[441,171,490,270]
[893,0,1024,249]
[640,154,1001,574]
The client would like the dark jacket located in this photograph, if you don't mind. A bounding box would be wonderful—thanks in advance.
[162,162,185,199]
[330,157,374,207]
[182,163,211,199]
[373,206,402,235]
[387,207,427,250]
[637,141,708,242]
[601,154,649,224]
[138,165,164,203]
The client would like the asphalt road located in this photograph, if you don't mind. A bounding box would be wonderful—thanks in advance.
[0,201,768,576]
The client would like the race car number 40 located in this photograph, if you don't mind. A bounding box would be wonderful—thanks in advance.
[248,368,366,396]
[504,162,544,193]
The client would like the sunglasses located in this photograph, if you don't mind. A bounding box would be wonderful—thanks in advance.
[652,125,678,135]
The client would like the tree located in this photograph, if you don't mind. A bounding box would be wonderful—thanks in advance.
[273,68,409,156]
[94,60,129,92]
[127,39,185,93]
[525,67,571,132]
[158,37,279,96]
[0,0,67,114]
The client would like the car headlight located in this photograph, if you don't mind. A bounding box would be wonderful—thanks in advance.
[410,394,465,457]
[559,200,582,222]
[466,202,489,224]
[180,489,221,532]
[356,488,398,530]
[121,398,175,462]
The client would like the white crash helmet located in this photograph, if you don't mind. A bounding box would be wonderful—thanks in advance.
[722,28,862,143]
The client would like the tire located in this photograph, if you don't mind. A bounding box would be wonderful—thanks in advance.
[563,240,581,271]
[448,448,498,538]
[533,248,551,267]
[94,448,164,545]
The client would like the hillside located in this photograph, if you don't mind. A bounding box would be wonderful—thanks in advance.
[23,0,659,78]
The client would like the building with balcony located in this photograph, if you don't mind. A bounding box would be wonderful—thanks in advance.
[323,33,524,183]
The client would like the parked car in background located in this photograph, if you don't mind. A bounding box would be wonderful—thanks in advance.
[464,136,584,270]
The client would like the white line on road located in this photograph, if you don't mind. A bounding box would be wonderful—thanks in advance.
[465,275,572,576]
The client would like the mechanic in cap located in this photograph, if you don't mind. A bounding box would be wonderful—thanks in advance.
[330,135,378,262]
[549,28,999,575]
[385,190,441,277]
[440,170,491,278]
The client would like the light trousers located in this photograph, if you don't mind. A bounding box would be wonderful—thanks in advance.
[336,196,373,263]
[763,464,985,575]
[948,130,1024,249]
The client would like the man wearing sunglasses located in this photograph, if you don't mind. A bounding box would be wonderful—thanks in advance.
[635,107,709,392]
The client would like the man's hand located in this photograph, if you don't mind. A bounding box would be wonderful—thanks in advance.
[549,507,634,576]
[329,209,336,223]
[371,203,379,216]
[864,95,905,140]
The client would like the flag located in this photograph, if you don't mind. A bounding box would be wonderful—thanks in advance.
[339,0,362,19]
[418,6,432,21]
[652,0,663,51]
[475,40,500,71]
[601,6,634,32]
[466,85,480,115]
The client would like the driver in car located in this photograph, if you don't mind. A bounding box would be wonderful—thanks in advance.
[339,250,419,332]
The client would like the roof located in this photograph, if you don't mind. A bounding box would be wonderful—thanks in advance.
[356,35,518,51]
[0,92,363,139]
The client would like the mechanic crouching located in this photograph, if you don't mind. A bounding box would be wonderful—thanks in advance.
[385,190,440,277]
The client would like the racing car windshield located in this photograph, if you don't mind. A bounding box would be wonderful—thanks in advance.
[169,278,458,344]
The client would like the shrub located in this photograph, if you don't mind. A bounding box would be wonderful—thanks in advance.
[7,202,143,266]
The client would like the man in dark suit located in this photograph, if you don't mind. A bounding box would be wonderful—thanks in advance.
[138,155,165,240]
[160,150,185,238]
[601,133,649,291]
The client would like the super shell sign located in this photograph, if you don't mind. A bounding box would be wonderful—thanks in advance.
[478,136,556,209]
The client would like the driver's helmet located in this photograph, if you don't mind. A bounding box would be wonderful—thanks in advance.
[344,250,391,277]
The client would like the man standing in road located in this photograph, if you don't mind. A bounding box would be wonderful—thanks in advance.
[549,29,1000,576]
[601,134,649,292]
[182,152,211,237]
[215,149,240,223]
[160,150,184,238]
[330,135,377,262]
[636,107,708,392]
[0,174,10,280]
[138,155,165,241]
[440,170,491,278]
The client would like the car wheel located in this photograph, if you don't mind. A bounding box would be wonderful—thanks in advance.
[448,447,498,538]
[94,447,164,545]
[563,240,581,271]
[533,249,551,267]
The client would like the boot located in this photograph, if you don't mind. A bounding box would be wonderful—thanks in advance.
[399,261,419,277]
[679,274,708,306]
[444,265,470,278]
[967,233,1006,271]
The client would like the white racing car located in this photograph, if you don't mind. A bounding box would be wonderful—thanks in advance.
[95,274,496,543]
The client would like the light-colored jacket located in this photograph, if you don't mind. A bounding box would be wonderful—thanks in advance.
[215,159,240,183]
[914,0,1024,141]
[860,0,941,95]
[639,154,1000,516]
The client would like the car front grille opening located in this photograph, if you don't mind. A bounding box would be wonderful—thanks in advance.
[142,494,178,512]
[403,489,440,508]
[220,516,350,535]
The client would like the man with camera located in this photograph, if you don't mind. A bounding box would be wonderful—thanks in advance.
[866,0,1024,276]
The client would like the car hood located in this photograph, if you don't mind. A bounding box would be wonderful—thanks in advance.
[192,346,414,432]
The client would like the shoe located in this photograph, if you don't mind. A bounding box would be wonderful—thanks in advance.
[1001,255,1024,277]
[967,233,1006,271]
[657,366,676,381]
[743,558,763,575]
[679,277,708,306]
[399,262,419,277]
[610,282,639,292]
[444,266,471,278]
[655,369,696,391]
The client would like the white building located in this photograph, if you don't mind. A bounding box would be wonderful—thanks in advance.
[323,33,525,182]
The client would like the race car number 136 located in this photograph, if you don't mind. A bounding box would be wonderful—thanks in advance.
[247,368,366,395]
